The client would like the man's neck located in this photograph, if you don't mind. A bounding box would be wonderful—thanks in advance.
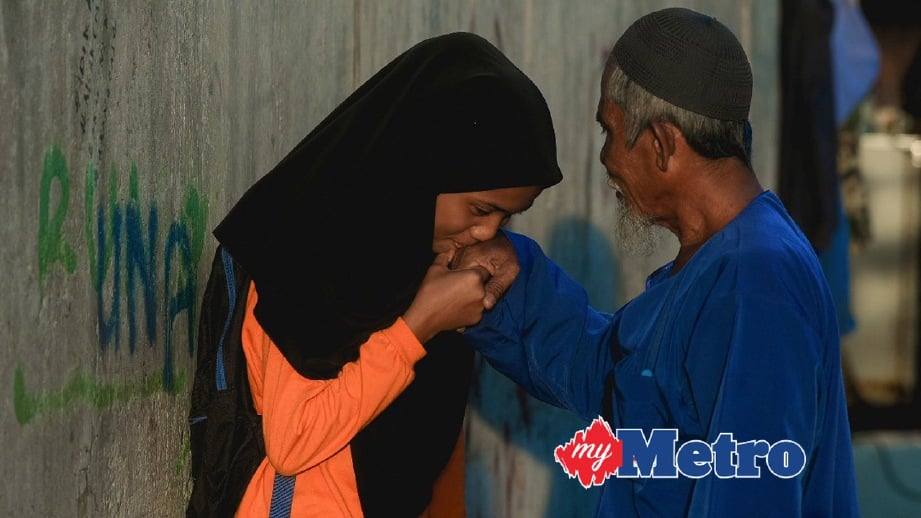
[670,161,762,273]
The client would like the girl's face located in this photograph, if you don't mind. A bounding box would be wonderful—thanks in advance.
[432,186,544,254]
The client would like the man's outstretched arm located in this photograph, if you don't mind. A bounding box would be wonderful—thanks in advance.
[457,230,617,420]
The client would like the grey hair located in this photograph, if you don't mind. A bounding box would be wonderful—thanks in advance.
[603,62,752,168]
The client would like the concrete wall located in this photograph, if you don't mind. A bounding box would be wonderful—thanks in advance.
[0,1,778,516]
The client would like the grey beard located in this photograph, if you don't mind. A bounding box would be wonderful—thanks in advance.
[613,196,659,257]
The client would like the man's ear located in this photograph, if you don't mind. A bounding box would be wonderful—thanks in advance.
[649,120,677,171]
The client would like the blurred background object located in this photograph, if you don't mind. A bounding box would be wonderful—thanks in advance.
[838,1,921,514]
[843,0,921,429]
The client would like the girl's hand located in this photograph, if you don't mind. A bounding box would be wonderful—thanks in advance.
[402,253,491,343]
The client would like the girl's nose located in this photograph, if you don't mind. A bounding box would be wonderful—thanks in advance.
[470,220,500,242]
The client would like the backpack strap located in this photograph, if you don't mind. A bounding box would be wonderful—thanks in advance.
[216,247,237,391]
[219,248,296,517]
[268,473,296,518]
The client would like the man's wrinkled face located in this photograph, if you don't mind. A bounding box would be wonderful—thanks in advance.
[596,94,661,257]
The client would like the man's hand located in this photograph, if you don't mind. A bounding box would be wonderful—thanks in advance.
[450,232,519,310]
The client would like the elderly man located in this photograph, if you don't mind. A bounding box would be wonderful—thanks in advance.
[454,7,860,517]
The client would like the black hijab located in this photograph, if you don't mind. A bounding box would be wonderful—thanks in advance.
[214,32,562,516]
[215,32,561,377]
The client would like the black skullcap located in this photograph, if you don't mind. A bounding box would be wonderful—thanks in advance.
[612,7,753,121]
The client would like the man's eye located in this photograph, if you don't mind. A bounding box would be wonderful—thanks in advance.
[473,207,490,216]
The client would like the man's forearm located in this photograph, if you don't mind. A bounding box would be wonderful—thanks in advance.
[465,231,617,420]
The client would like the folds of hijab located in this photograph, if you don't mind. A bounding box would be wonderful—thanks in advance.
[214,32,562,516]
[215,31,562,378]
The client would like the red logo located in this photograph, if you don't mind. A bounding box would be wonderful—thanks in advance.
[553,416,623,488]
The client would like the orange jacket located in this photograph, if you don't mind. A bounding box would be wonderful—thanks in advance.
[236,282,465,517]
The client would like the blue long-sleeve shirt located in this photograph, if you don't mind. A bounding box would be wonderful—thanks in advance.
[465,191,860,517]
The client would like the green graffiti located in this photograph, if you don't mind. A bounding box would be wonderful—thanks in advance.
[38,147,77,289]
[28,147,208,423]
[176,435,191,477]
[12,364,186,426]
[182,186,209,269]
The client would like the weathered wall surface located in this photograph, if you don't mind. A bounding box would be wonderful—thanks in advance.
[0,1,777,516]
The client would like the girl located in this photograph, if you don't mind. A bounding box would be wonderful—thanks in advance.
[189,32,562,517]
